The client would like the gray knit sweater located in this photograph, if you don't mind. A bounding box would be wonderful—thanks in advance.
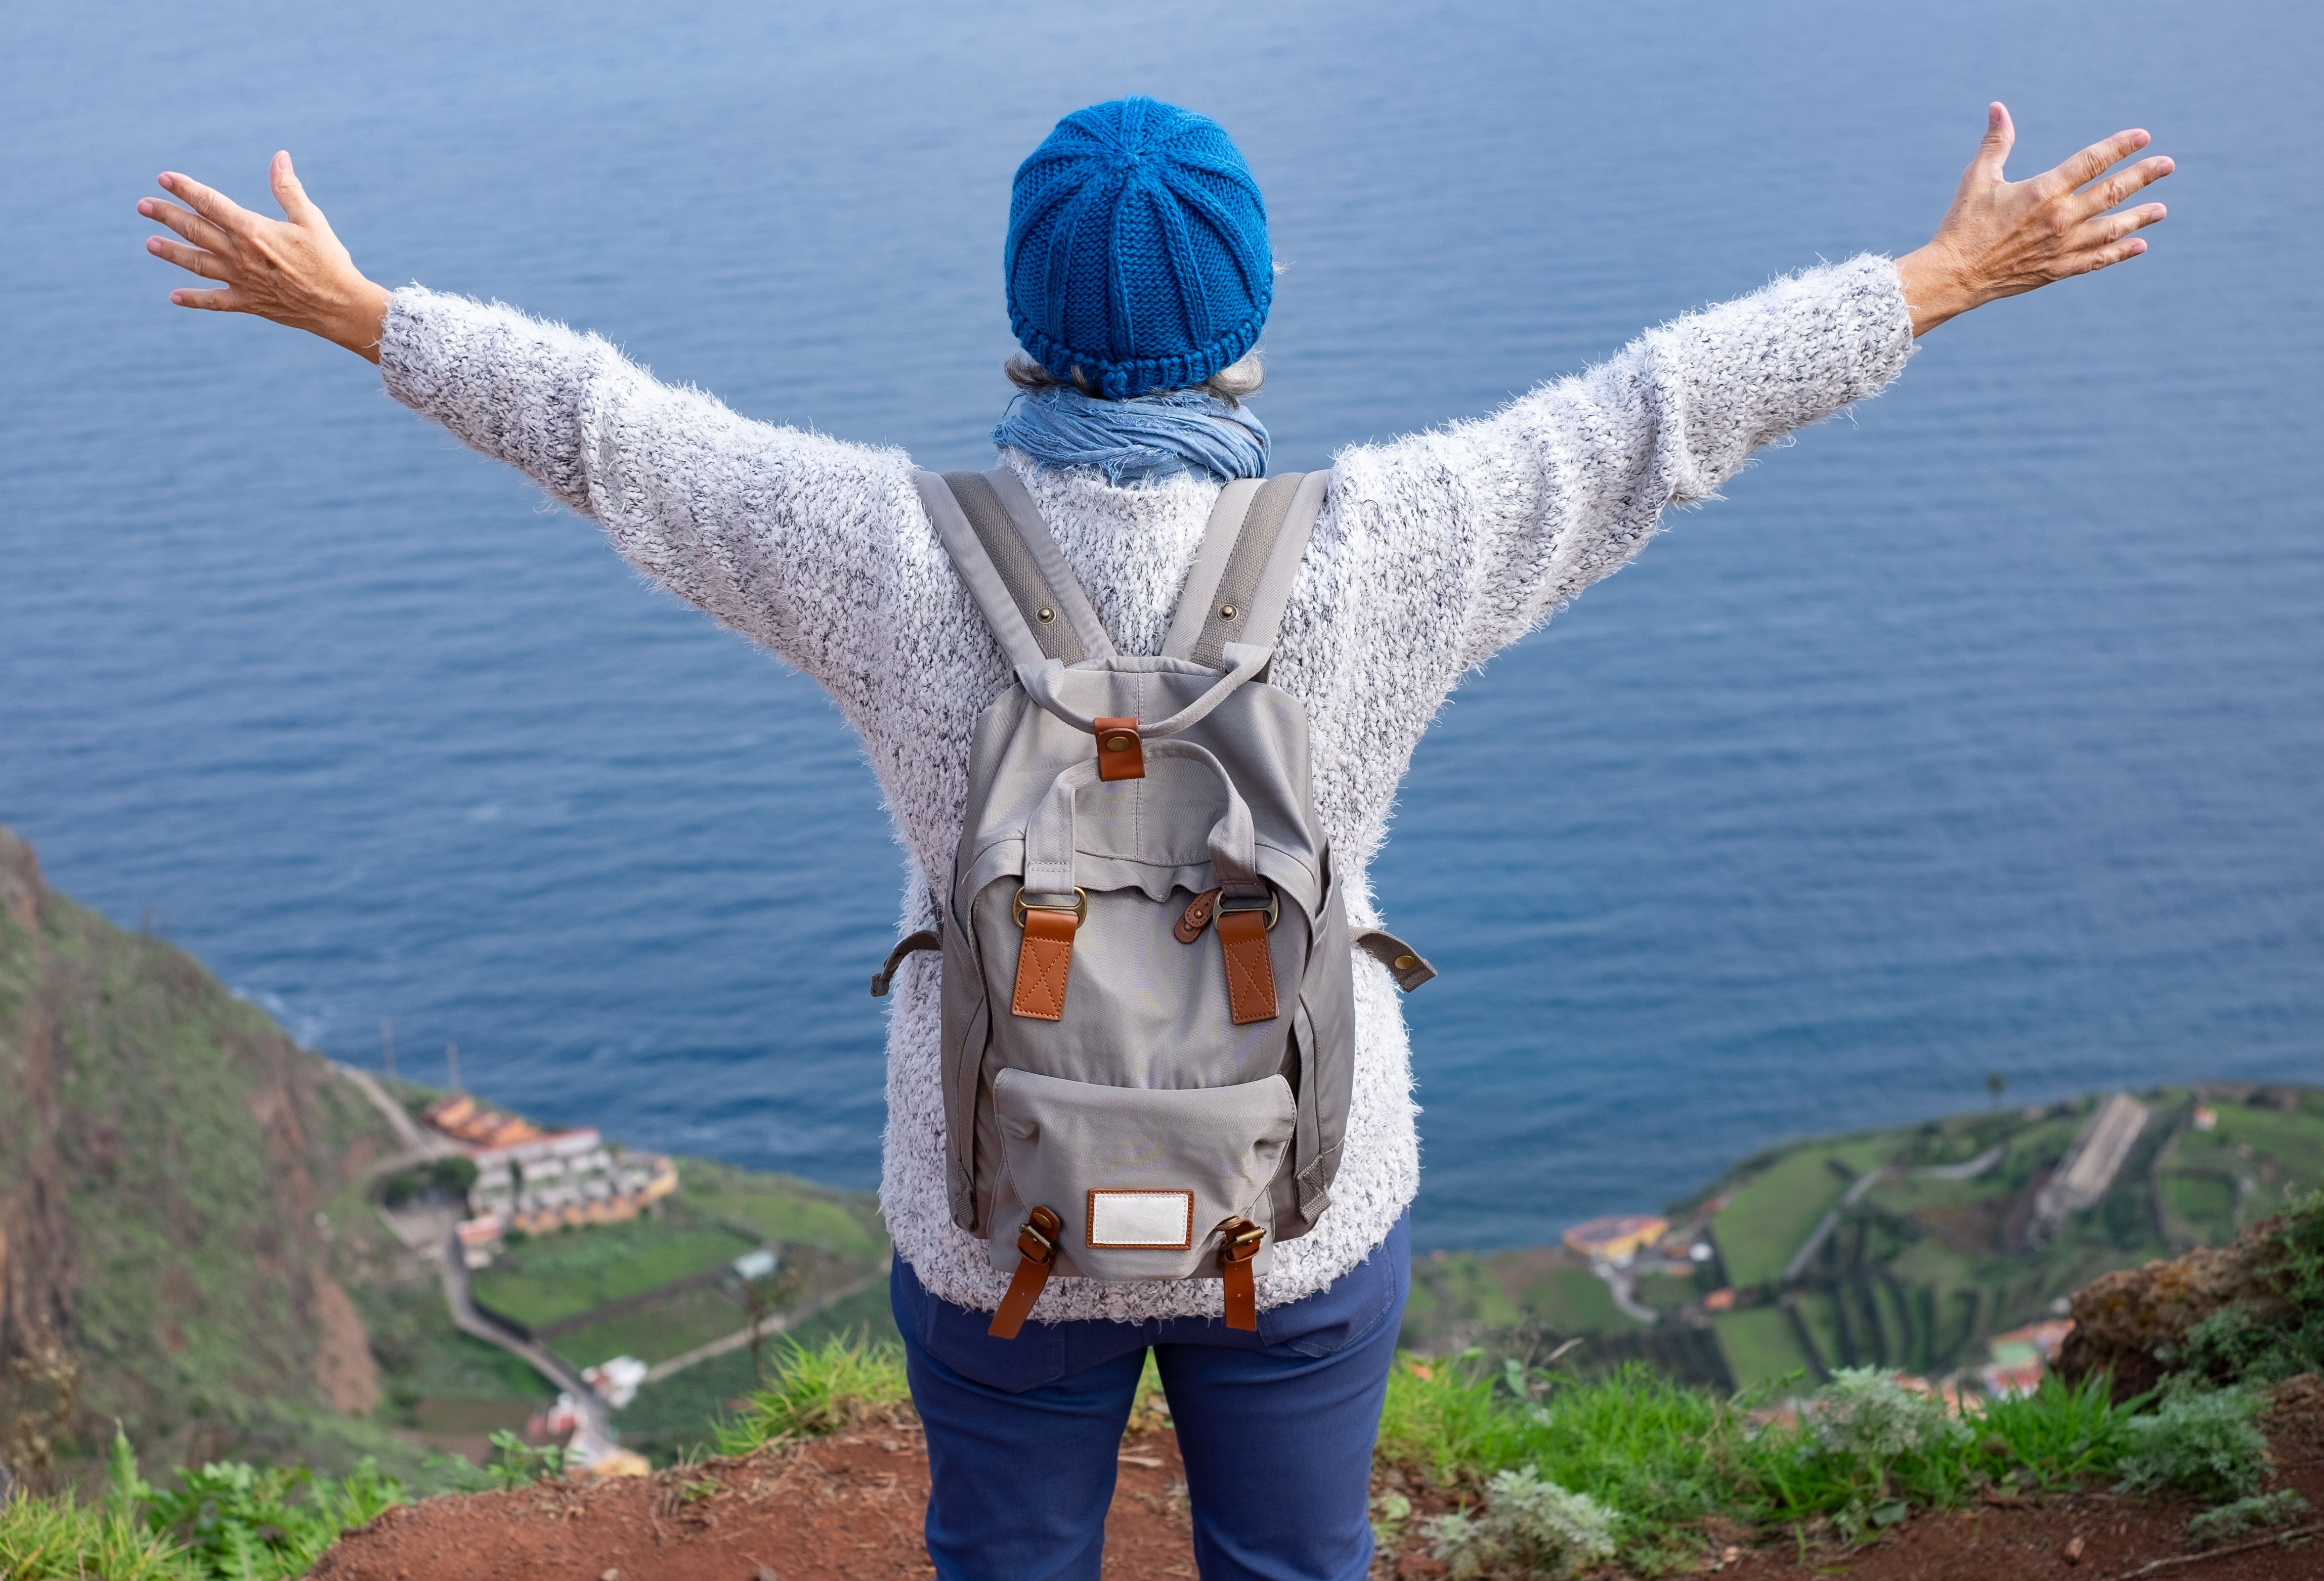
[378,253,1915,1324]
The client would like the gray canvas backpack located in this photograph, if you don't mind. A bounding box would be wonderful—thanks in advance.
[874,466,1432,1337]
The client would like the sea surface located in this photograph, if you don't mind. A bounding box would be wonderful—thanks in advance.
[4,2,2319,1249]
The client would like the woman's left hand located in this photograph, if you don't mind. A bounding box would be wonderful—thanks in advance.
[1896,103,2173,336]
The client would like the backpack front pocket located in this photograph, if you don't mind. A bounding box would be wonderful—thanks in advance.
[986,1068,1296,1282]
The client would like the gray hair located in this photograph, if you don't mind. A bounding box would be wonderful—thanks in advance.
[1004,348,1266,407]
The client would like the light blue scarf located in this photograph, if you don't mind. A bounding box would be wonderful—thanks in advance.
[992,385,1268,487]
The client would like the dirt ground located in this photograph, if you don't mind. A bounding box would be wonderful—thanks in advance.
[313,1427,2324,1581]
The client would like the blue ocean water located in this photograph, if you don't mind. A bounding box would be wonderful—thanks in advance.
[3,1,2318,1250]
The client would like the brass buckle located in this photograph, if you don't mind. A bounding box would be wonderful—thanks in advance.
[1218,1218,1265,1264]
[1216,886,1279,932]
[1012,887,1089,928]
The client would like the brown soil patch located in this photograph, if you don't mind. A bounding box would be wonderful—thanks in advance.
[318,1430,2324,1581]
[314,1424,1195,1581]
[311,1272,382,1413]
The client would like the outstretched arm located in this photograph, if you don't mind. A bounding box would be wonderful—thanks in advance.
[136,155,926,704]
[1323,104,2172,678]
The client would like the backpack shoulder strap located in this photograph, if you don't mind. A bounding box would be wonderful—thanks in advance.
[913,468,1114,667]
[1163,470,1331,668]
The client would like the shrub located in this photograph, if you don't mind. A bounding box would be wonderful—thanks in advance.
[1426,1466,1620,1580]
[2169,1188,2324,1389]
[2185,1488,2309,1547]
[2117,1386,2271,1503]
[714,1335,912,1454]
[1810,1368,1969,1466]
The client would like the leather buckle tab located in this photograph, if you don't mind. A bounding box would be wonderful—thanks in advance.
[989,1205,1065,1340]
[1094,717,1145,781]
[1217,1216,1263,1331]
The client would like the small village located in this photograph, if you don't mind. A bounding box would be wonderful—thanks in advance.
[358,1088,888,1482]
[420,1093,681,1267]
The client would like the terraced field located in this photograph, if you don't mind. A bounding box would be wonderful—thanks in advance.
[1405,1083,2324,1393]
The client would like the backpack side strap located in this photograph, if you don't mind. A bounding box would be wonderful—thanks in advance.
[1354,928,1436,992]
[1169,470,1332,668]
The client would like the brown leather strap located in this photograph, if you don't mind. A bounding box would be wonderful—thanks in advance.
[1218,1217,1263,1331]
[988,1206,1064,1339]
[1093,716,1145,781]
[1217,908,1278,1024]
[1175,887,1222,944]
[1011,906,1078,1020]
[870,929,941,997]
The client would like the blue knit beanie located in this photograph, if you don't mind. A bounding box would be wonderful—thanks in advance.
[1006,97,1272,400]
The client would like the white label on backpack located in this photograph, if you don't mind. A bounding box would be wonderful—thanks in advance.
[1086,1189,1195,1250]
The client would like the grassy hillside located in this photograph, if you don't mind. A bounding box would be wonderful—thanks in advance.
[1405,1084,2324,1396]
[0,824,419,1486]
[0,822,896,1485]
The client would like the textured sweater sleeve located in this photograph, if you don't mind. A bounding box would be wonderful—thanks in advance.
[376,286,929,702]
[1327,253,1915,676]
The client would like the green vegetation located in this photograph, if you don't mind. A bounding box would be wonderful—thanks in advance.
[2170,1187,2324,1390]
[1408,1085,2324,1403]
[1712,1144,1879,1287]
[1425,1465,1618,1578]
[0,1427,408,1581]
[678,1158,889,1259]
[2186,1488,2310,1547]
[378,1156,476,1208]
[1712,1306,1815,1391]
[471,1218,758,1330]
[0,1491,191,1581]
[2116,1385,2270,1503]
[0,824,427,1483]
[614,1277,898,1463]
[714,1336,913,1454]
[1372,1354,2177,1567]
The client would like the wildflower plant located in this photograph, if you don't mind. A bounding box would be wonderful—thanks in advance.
[1427,1465,1620,1580]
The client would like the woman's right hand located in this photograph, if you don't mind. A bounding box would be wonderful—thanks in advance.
[139,152,392,362]
[1895,103,2173,337]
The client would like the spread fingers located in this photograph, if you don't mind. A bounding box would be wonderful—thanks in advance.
[2075,155,2175,218]
[154,172,255,236]
[137,196,232,254]
[2045,128,2151,196]
[2083,203,2168,247]
[146,236,229,280]
[2072,235,2151,276]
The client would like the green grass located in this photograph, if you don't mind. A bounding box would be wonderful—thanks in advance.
[469,1217,758,1329]
[1374,1357,2166,1568]
[1712,1306,1815,1391]
[1520,1266,1645,1333]
[547,1283,749,1368]
[714,1336,915,1454]
[0,1429,409,1581]
[1792,1292,1845,1373]
[615,1279,901,1464]
[0,866,410,1473]
[678,1158,888,1258]
[0,1492,195,1580]
[1714,1146,1883,1288]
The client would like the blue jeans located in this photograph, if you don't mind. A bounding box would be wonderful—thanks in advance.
[892,1211,1410,1581]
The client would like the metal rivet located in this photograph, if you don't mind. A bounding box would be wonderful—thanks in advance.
[1037,606,1056,624]
[1393,954,1418,972]
[1104,734,1131,752]
[1219,603,1238,620]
